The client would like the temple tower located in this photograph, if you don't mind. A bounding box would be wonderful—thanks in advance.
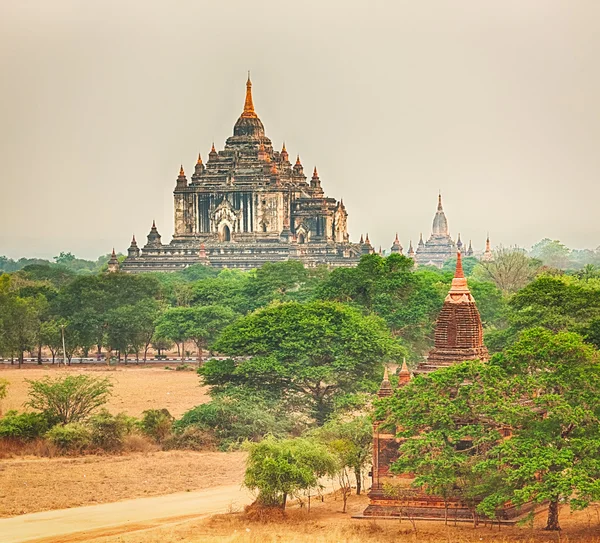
[417,251,489,373]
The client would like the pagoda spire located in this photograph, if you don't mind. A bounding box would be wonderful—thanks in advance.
[377,366,393,398]
[398,358,412,386]
[197,153,203,165]
[438,192,443,211]
[241,72,257,119]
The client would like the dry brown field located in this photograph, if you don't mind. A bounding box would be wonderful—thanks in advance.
[47,492,600,543]
[0,365,209,418]
[0,450,247,517]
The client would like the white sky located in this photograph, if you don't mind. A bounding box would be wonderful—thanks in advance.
[1,1,599,259]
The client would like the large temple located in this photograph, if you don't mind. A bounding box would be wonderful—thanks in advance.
[120,76,362,272]
[362,253,517,521]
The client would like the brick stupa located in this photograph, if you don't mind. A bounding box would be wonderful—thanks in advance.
[417,250,489,374]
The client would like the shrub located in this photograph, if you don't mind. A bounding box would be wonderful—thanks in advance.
[139,409,173,443]
[122,434,158,453]
[46,423,91,452]
[175,395,300,449]
[89,410,136,451]
[0,378,9,415]
[163,426,217,451]
[26,375,113,424]
[0,411,50,440]
[243,437,336,509]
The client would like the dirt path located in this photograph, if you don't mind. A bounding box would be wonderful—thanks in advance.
[0,484,253,543]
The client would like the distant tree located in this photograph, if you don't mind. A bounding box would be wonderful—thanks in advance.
[530,238,572,269]
[54,252,76,265]
[156,305,236,364]
[472,246,541,294]
[26,375,113,424]
[39,319,63,363]
[0,294,45,367]
[204,301,403,423]
[243,437,336,509]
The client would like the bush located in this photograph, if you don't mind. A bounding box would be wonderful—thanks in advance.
[0,411,50,440]
[46,423,91,452]
[139,409,173,443]
[163,426,216,451]
[26,375,113,424]
[89,410,137,451]
[0,378,9,415]
[175,395,300,449]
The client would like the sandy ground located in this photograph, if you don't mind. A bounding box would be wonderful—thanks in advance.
[3,490,600,543]
[0,366,209,418]
[0,450,247,518]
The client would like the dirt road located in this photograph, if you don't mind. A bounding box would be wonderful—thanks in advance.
[0,484,253,543]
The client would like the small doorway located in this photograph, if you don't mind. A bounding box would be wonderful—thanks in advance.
[220,225,231,242]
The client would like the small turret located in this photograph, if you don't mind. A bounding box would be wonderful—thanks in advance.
[127,235,140,258]
[107,248,120,273]
[377,366,393,398]
[208,143,218,162]
[418,233,425,248]
[359,234,364,244]
[198,243,210,266]
[257,141,268,161]
[176,165,187,188]
[146,220,162,247]
[192,154,205,182]
[466,239,474,257]
[280,142,289,163]
[456,233,463,251]
[310,166,322,192]
[398,359,412,386]
[292,155,305,179]
[482,234,493,261]
[408,240,415,258]
[391,233,403,254]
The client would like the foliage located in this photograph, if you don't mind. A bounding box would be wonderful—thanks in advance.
[26,375,113,425]
[89,409,136,451]
[0,410,50,440]
[175,394,300,449]
[205,301,403,424]
[530,238,572,269]
[471,246,541,295]
[46,422,91,451]
[383,328,600,530]
[0,378,8,402]
[139,408,174,443]
[243,436,337,509]
[162,426,217,451]
[310,415,372,495]
[316,254,444,356]
[156,305,236,363]
[442,256,479,276]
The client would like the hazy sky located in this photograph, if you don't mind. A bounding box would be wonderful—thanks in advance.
[1,1,599,260]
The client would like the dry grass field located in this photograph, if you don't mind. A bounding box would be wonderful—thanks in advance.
[0,365,209,418]
[54,492,600,543]
[0,450,247,517]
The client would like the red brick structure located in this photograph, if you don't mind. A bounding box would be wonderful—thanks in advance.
[361,253,527,522]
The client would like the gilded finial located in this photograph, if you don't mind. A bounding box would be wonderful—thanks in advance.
[211,142,216,153]
[179,165,185,176]
[313,166,318,177]
[197,153,203,165]
[295,155,301,166]
[282,142,287,152]
[241,72,257,118]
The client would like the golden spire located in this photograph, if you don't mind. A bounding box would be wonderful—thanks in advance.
[282,142,287,153]
[197,153,203,165]
[241,72,257,119]
[211,142,216,153]
[295,155,301,166]
[312,166,318,178]
[179,165,185,176]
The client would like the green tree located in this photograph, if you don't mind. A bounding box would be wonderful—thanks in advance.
[243,436,336,509]
[156,305,236,364]
[472,246,541,295]
[480,329,600,531]
[530,238,572,269]
[39,319,64,363]
[204,301,402,424]
[26,375,113,424]
[311,415,372,496]
[0,378,9,415]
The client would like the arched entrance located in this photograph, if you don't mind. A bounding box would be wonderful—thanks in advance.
[220,224,231,242]
[297,233,305,244]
